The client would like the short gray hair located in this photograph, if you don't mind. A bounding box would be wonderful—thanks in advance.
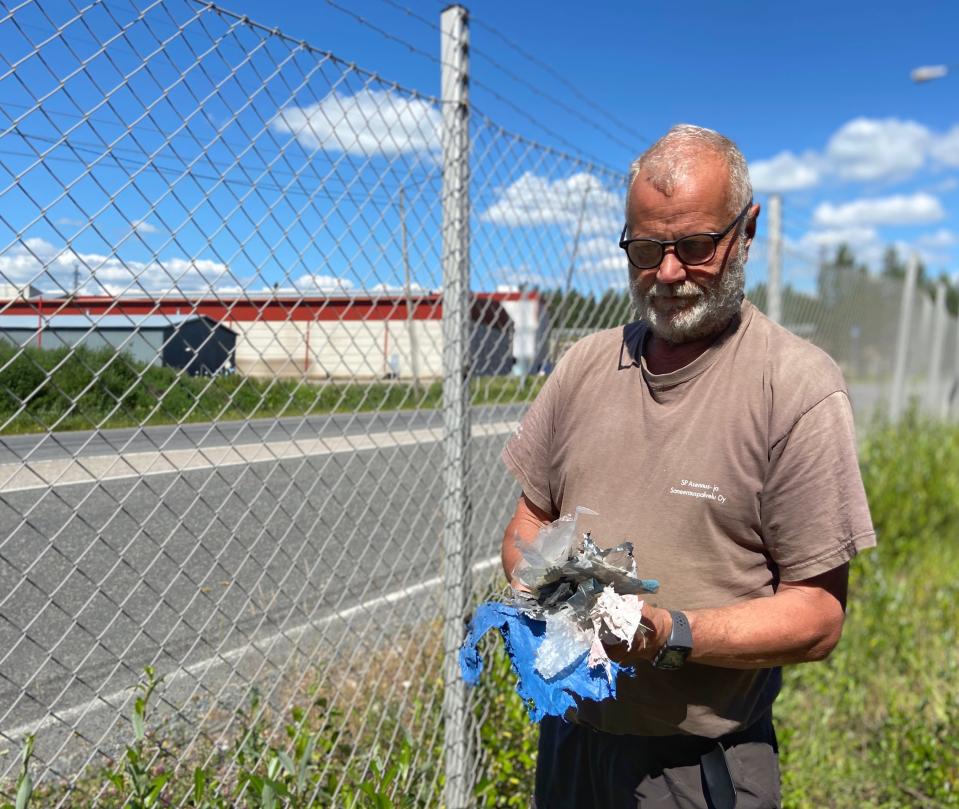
[627,124,752,220]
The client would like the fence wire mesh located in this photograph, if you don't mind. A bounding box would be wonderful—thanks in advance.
[0,0,956,806]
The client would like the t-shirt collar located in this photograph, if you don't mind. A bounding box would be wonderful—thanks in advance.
[620,299,753,388]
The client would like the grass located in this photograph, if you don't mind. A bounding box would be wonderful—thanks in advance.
[2,415,957,807]
[776,412,959,808]
[0,343,545,435]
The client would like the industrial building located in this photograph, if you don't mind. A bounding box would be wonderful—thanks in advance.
[0,292,528,380]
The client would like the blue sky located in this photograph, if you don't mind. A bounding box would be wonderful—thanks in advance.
[1,0,957,298]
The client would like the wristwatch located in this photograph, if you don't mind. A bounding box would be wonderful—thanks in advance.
[652,610,693,670]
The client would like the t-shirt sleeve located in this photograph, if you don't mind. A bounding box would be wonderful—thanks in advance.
[500,367,562,516]
[761,390,876,581]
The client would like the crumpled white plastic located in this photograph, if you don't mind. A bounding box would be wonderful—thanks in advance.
[587,587,646,677]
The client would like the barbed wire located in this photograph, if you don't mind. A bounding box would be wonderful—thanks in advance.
[364,0,649,155]
[189,0,441,104]
[318,0,446,70]
[468,13,650,148]
[471,107,622,177]
[313,0,624,165]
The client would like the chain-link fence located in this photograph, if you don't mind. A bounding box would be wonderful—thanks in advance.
[747,226,959,424]
[0,1,957,806]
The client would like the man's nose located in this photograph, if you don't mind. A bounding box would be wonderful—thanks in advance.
[656,248,686,284]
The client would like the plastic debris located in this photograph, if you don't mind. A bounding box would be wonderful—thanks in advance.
[459,508,659,721]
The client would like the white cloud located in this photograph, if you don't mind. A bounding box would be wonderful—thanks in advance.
[825,118,930,182]
[294,274,355,293]
[132,219,159,234]
[479,172,621,233]
[930,125,959,166]
[271,90,440,157]
[368,281,430,294]
[788,227,885,270]
[0,238,232,295]
[813,193,944,227]
[930,176,959,193]
[797,226,880,251]
[918,228,957,248]
[749,151,820,192]
[490,268,554,289]
[750,117,959,190]
[574,235,626,275]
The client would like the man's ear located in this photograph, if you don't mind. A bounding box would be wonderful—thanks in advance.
[743,202,761,252]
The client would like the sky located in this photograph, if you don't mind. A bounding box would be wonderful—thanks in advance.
[1,0,958,299]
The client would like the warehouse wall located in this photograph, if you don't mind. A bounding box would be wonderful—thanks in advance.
[0,328,165,367]
[227,318,511,381]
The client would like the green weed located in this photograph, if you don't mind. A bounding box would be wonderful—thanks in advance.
[0,342,544,434]
[0,734,35,809]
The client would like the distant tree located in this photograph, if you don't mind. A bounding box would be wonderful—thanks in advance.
[881,244,957,315]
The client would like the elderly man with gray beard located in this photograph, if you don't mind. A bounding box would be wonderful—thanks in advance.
[499,124,875,809]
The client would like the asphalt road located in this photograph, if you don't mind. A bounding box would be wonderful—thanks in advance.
[0,406,527,464]
[0,407,522,774]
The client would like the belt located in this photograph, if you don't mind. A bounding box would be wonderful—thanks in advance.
[700,742,737,809]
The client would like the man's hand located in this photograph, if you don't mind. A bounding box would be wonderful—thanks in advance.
[501,493,555,588]
[604,603,673,665]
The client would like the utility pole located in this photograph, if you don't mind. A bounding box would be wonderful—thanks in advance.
[767,194,782,324]
[549,183,591,374]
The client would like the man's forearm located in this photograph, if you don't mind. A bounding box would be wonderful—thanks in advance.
[685,583,845,668]
[616,565,849,670]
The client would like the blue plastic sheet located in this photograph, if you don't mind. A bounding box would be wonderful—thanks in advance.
[459,602,634,722]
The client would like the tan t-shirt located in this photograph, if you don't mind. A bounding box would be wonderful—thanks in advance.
[501,299,876,737]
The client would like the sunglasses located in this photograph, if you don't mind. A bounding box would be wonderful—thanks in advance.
[619,202,752,270]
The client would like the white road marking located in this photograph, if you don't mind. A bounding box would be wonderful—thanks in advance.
[0,555,503,742]
[0,421,516,493]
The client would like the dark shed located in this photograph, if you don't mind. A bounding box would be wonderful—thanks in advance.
[161,316,236,376]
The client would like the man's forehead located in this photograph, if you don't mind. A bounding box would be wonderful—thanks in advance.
[628,171,732,228]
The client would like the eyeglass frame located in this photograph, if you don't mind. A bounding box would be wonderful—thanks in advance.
[618,201,753,271]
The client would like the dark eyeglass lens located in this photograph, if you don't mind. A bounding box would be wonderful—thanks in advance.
[676,235,715,264]
[628,241,663,268]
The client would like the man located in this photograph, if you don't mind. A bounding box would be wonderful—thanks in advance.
[499,124,875,809]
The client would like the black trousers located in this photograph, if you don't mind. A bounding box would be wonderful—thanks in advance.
[534,712,781,809]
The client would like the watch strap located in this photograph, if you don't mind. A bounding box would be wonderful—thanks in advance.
[651,610,693,670]
[669,610,692,648]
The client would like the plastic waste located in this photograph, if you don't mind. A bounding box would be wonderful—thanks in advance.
[460,508,659,721]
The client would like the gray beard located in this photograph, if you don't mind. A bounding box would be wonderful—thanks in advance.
[630,239,746,344]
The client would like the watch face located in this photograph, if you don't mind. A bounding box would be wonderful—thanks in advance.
[655,647,689,670]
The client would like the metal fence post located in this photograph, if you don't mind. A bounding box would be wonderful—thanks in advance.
[952,309,959,420]
[929,281,947,415]
[766,193,782,325]
[440,5,472,808]
[890,253,920,422]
